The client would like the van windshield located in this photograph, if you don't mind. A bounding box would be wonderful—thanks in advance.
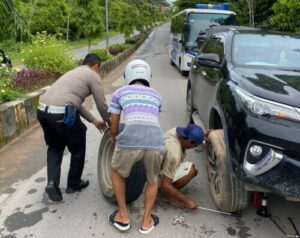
[233,34,300,70]
[186,13,236,49]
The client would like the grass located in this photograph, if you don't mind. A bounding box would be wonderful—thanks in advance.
[65,31,119,49]
[2,31,120,66]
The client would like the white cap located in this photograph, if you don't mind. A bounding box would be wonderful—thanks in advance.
[124,59,151,86]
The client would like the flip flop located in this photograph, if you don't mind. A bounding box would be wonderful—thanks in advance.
[108,210,130,232]
[139,214,160,235]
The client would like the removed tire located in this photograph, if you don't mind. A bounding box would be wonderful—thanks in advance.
[206,130,249,212]
[98,129,146,204]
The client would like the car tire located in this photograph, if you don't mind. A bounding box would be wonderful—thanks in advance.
[206,130,249,212]
[98,129,146,204]
[179,59,188,76]
[170,59,175,66]
[186,84,194,123]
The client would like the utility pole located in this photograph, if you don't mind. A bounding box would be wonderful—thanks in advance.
[105,0,109,50]
[66,14,70,40]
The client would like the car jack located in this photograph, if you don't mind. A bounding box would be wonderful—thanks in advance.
[255,193,300,238]
[256,193,271,218]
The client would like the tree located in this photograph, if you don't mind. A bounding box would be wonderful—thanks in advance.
[245,0,256,27]
[271,0,300,32]
[70,0,104,50]
[0,0,30,41]
[28,0,68,35]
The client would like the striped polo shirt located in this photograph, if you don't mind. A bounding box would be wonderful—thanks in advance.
[109,84,165,150]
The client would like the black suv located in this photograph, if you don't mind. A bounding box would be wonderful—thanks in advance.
[187,27,300,212]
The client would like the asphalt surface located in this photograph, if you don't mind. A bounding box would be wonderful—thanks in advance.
[72,31,139,59]
[1,23,300,238]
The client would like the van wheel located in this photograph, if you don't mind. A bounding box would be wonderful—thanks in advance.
[186,84,194,123]
[170,59,175,66]
[98,129,146,204]
[206,130,249,212]
[179,59,188,76]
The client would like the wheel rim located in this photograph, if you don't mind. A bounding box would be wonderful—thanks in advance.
[208,144,222,197]
[100,137,115,190]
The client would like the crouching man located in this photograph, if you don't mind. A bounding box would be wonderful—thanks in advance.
[161,124,208,209]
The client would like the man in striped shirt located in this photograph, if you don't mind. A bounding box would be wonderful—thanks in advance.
[108,60,164,234]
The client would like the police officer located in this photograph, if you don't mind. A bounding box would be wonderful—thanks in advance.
[37,54,110,202]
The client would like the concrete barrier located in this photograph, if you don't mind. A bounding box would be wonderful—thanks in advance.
[0,31,151,149]
[100,32,149,77]
[0,87,49,149]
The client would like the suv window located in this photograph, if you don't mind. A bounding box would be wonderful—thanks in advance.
[202,36,225,62]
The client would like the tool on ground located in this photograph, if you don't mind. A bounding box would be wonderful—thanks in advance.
[270,216,300,238]
[198,206,241,218]
[173,215,185,225]
[257,193,271,217]
[289,217,300,237]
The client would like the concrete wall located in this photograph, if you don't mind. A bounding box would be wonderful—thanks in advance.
[0,32,150,149]
[0,87,49,148]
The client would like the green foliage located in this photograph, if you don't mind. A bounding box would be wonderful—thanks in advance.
[26,0,68,35]
[70,0,104,48]
[109,1,139,38]
[125,35,142,44]
[0,66,23,104]
[0,88,24,104]
[0,0,30,42]
[89,49,113,61]
[22,32,77,75]
[271,0,300,32]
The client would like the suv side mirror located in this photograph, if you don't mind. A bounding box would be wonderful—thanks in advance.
[196,53,221,68]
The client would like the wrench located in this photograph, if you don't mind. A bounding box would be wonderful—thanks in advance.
[198,206,241,218]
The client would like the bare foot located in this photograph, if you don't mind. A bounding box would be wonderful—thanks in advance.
[114,211,130,224]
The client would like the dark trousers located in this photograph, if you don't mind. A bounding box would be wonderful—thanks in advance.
[37,109,87,188]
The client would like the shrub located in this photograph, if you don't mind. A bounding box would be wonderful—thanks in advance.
[109,44,131,55]
[125,35,142,44]
[0,65,23,104]
[89,49,113,61]
[14,68,56,92]
[0,88,24,104]
[22,32,77,75]
[108,47,119,56]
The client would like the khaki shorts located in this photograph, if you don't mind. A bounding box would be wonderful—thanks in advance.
[172,160,194,183]
[111,148,164,184]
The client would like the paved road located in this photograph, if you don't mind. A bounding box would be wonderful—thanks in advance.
[1,23,300,238]
[72,31,139,59]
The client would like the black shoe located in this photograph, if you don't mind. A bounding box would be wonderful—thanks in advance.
[66,179,89,194]
[45,180,63,202]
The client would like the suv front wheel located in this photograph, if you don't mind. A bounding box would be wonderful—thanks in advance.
[186,84,194,123]
[207,130,249,212]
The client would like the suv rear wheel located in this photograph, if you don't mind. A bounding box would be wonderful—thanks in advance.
[207,130,249,212]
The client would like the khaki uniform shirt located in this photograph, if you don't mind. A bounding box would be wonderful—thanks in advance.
[40,65,109,122]
[162,128,185,179]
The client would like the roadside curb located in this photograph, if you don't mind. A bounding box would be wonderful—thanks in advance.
[0,30,151,150]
